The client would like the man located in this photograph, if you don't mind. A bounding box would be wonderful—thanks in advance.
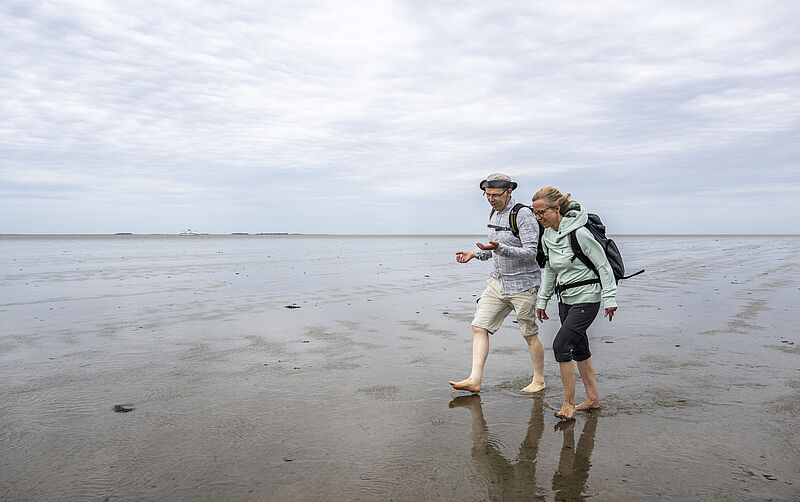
[449,173,545,393]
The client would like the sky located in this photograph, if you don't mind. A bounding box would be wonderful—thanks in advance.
[2,0,799,235]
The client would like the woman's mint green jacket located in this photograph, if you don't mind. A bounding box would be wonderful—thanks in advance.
[536,203,618,310]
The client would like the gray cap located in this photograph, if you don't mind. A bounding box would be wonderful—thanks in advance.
[479,173,517,190]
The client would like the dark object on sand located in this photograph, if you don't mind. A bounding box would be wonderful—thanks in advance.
[113,404,134,413]
[285,304,301,309]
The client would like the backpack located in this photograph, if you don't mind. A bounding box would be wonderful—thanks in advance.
[553,213,644,295]
[490,203,547,268]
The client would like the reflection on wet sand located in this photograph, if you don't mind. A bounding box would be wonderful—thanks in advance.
[552,414,597,501]
[450,395,597,501]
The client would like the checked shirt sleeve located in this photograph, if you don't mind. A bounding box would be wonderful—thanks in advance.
[495,209,538,260]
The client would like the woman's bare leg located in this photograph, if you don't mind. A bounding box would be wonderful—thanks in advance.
[556,361,576,419]
[575,357,600,410]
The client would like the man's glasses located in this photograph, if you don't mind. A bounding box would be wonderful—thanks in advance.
[484,190,507,200]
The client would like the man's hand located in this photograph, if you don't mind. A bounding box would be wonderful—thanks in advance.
[456,251,475,263]
[476,241,499,251]
[604,307,617,322]
[536,308,549,322]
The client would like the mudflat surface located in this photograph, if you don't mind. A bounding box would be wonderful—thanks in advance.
[1,235,798,501]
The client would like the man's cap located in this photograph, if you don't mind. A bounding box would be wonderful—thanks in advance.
[479,173,517,190]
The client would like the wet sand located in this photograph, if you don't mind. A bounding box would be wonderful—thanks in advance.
[1,235,798,501]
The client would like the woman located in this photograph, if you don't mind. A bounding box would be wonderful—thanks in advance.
[532,187,617,420]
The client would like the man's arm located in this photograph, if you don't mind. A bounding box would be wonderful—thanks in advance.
[456,243,492,262]
[473,248,492,260]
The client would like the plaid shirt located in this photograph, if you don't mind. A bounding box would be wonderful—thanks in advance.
[475,198,541,294]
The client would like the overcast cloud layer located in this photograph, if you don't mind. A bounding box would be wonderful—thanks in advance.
[2,0,799,234]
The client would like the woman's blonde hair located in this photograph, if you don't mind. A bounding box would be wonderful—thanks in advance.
[532,186,573,215]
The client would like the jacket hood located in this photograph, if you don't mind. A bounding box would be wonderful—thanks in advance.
[556,202,587,235]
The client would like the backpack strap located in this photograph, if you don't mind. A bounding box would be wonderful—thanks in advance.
[487,208,513,232]
[509,203,529,237]
[568,229,598,277]
[621,269,646,280]
[488,204,528,235]
[510,204,547,268]
[555,278,600,295]
[555,228,602,297]
[537,223,548,268]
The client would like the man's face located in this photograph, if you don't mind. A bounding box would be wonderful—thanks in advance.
[485,188,511,211]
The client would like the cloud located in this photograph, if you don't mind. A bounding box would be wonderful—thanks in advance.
[1,0,799,233]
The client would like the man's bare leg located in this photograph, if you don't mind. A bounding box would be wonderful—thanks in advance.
[575,357,600,411]
[556,360,576,419]
[449,326,490,392]
[521,334,546,393]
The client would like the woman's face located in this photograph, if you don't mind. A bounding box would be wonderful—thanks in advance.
[532,199,559,228]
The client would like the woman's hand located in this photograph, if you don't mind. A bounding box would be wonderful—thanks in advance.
[536,308,549,322]
[604,307,617,322]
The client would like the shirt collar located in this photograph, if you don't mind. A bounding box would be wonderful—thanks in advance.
[496,197,518,214]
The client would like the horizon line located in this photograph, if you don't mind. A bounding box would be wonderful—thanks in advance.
[2,233,800,238]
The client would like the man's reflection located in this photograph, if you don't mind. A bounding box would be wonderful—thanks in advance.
[450,394,546,501]
[449,394,597,501]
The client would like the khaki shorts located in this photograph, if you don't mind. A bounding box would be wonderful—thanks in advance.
[472,277,539,337]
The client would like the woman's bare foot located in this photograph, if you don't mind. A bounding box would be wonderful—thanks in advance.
[521,380,546,393]
[449,378,481,392]
[576,398,600,411]
[555,402,576,420]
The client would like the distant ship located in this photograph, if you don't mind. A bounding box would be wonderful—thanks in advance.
[178,229,199,236]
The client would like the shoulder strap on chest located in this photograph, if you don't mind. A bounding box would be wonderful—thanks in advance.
[509,203,529,237]
[568,228,598,275]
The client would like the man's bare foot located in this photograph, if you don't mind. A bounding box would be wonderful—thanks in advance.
[555,402,576,420]
[449,378,481,392]
[521,381,546,393]
[575,398,600,411]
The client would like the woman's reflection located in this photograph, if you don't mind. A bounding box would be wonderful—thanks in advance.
[552,413,597,500]
[449,394,597,501]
